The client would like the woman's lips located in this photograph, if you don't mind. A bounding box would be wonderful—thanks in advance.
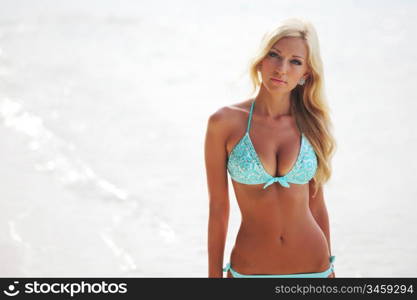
[271,78,286,84]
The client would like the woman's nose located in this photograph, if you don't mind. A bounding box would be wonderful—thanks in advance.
[274,60,288,74]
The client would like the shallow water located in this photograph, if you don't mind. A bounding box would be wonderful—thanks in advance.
[0,0,416,277]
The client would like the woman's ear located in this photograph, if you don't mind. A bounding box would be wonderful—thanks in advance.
[303,71,311,81]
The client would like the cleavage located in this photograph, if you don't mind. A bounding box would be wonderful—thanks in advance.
[250,129,301,177]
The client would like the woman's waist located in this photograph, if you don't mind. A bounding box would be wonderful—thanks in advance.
[230,222,330,272]
[234,222,327,249]
[229,238,331,275]
[238,212,320,239]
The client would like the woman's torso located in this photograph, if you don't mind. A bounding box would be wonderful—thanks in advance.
[225,99,330,276]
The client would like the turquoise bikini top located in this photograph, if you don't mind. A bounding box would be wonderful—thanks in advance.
[227,99,318,189]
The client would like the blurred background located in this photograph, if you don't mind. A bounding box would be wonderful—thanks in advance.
[0,0,416,277]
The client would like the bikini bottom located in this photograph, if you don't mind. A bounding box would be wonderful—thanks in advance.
[223,256,335,278]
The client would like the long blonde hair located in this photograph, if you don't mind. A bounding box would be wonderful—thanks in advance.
[247,17,337,193]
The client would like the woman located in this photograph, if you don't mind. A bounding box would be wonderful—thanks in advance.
[205,17,337,278]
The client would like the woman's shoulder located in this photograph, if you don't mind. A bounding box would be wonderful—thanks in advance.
[208,98,253,128]
[206,98,253,145]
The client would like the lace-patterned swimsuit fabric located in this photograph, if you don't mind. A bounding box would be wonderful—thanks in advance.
[227,99,318,189]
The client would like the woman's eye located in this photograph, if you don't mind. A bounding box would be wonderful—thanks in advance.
[268,52,302,65]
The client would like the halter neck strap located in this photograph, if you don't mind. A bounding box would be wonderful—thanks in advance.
[246,99,255,134]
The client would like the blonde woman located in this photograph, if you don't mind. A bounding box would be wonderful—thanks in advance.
[205,17,337,278]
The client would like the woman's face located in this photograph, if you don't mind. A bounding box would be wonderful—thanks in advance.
[258,37,310,92]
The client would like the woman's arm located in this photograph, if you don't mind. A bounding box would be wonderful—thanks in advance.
[308,181,331,254]
[204,108,230,278]
[308,181,335,277]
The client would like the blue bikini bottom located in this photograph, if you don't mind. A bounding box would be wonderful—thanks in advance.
[223,256,335,278]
